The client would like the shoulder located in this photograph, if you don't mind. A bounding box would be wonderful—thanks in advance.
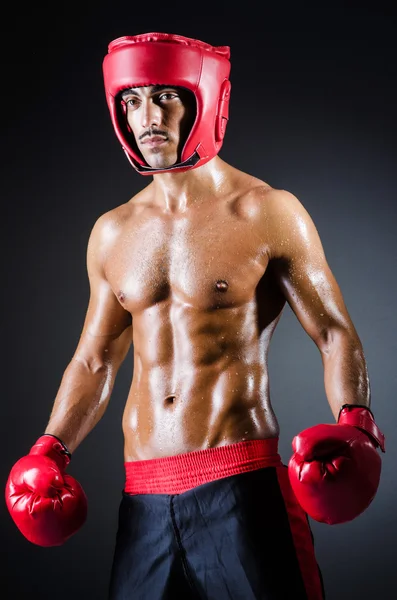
[227,172,273,217]
[89,185,152,247]
[228,170,299,211]
[232,178,309,225]
[91,203,130,238]
[87,205,126,258]
[264,189,324,260]
[86,187,148,271]
[245,185,315,230]
[254,186,308,216]
[235,182,323,260]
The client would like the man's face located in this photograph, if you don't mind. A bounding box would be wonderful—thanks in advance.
[121,85,196,169]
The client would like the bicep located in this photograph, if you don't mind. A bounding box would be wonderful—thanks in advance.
[73,215,132,370]
[270,192,357,349]
[75,281,132,370]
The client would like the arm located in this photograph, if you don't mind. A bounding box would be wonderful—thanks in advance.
[44,211,132,453]
[5,211,132,546]
[268,189,369,421]
[267,190,385,524]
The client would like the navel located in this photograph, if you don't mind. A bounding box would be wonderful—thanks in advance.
[215,279,229,292]
[164,394,176,406]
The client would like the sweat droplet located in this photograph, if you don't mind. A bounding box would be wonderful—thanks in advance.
[215,280,228,292]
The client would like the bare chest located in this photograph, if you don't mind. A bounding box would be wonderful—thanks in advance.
[104,209,269,313]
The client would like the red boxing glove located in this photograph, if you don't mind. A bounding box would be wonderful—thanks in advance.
[288,405,385,525]
[5,434,87,546]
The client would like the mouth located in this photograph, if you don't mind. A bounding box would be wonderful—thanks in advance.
[141,136,168,147]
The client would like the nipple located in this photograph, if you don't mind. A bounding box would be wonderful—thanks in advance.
[118,291,125,303]
[215,279,229,292]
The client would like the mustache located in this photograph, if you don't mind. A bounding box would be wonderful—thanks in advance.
[139,128,168,141]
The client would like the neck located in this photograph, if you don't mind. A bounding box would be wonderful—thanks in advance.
[150,156,229,213]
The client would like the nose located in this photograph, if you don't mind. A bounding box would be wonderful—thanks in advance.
[141,98,162,129]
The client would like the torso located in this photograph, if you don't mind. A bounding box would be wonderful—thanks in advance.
[104,165,287,461]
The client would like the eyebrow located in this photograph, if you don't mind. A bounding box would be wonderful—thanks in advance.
[120,85,179,99]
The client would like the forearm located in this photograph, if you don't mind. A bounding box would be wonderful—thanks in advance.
[44,357,117,453]
[321,328,370,421]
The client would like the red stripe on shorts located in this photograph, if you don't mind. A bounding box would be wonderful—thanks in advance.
[276,465,324,600]
[124,438,282,494]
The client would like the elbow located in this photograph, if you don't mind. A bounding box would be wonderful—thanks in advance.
[72,353,110,375]
[316,324,362,357]
[316,327,335,355]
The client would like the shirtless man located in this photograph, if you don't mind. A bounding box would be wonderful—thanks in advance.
[6,33,385,600]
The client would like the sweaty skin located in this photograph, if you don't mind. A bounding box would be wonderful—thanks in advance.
[44,84,369,460]
[45,158,369,461]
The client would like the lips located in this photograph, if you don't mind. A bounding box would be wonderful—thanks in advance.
[141,136,167,146]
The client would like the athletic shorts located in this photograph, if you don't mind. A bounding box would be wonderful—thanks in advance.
[108,438,325,599]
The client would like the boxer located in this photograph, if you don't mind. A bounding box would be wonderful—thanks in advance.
[6,33,385,599]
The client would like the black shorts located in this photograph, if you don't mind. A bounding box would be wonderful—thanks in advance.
[108,465,325,599]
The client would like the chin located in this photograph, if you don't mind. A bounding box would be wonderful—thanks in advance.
[144,154,178,170]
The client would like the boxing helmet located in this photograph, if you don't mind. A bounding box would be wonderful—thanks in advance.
[102,32,231,175]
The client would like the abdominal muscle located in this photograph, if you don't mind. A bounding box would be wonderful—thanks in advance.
[122,349,280,462]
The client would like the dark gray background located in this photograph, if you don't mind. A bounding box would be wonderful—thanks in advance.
[1,2,396,599]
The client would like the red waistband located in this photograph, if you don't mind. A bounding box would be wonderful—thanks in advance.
[124,437,281,495]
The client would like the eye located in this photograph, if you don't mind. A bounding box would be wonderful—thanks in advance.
[123,97,139,109]
[158,92,178,102]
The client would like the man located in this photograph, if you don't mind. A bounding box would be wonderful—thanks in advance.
[6,33,385,599]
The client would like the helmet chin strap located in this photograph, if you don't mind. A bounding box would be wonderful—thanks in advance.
[123,147,202,174]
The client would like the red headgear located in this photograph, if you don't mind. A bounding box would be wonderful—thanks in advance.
[102,32,231,175]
